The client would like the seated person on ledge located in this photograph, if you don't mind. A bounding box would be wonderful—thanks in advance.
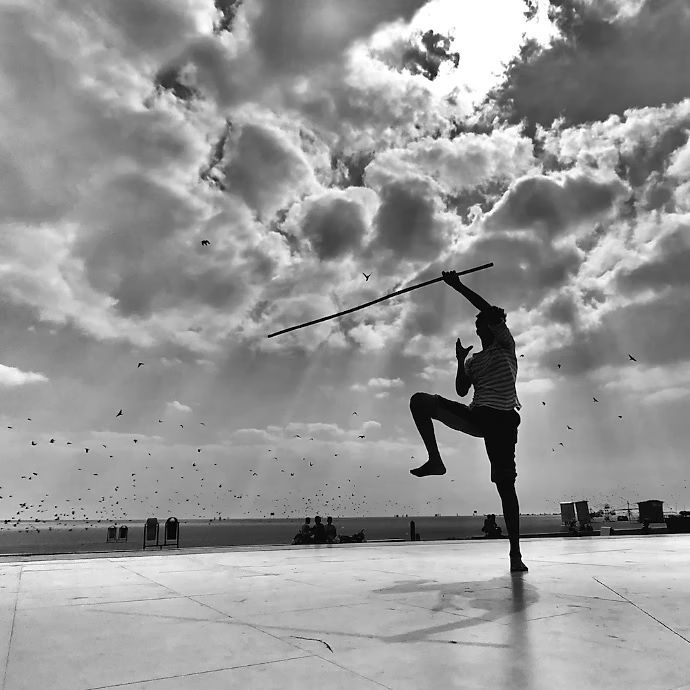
[300,517,313,543]
[324,516,337,544]
[311,516,327,544]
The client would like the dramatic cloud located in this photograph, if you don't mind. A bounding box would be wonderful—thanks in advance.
[483,0,690,130]
[0,365,48,388]
[300,191,369,261]
[483,170,629,238]
[247,0,429,79]
[167,401,193,413]
[1,0,689,525]
[221,120,319,219]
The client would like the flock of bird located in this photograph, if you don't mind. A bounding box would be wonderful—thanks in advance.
[0,262,682,540]
[541,354,637,452]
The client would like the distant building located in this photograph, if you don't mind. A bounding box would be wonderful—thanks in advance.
[560,501,591,526]
[638,500,664,523]
[575,501,590,524]
[560,502,576,525]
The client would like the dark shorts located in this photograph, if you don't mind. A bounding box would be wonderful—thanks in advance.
[418,393,521,485]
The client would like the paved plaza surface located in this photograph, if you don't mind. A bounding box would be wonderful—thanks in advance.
[0,534,689,690]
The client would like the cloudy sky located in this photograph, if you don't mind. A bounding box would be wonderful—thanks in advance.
[2,0,690,526]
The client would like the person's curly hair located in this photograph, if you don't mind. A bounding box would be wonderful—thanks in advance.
[477,306,506,323]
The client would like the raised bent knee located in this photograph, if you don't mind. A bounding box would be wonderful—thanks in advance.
[410,392,434,411]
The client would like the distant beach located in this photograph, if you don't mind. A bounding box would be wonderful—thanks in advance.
[0,514,653,557]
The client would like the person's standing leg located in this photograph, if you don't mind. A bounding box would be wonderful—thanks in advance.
[495,480,527,571]
[483,408,528,572]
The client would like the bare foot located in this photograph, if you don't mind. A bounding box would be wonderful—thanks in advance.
[410,458,446,477]
[510,558,529,572]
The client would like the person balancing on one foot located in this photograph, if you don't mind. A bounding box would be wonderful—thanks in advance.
[409,269,528,573]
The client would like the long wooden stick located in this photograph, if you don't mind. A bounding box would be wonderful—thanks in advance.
[266,262,494,338]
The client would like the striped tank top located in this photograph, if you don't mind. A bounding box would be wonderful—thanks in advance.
[464,318,522,412]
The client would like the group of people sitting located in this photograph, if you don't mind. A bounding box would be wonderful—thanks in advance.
[481,514,503,538]
[292,514,506,545]
[292,516,337,545]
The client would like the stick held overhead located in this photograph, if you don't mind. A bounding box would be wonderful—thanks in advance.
[266,262,494,339]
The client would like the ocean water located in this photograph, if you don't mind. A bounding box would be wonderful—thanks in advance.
[0,514,647,557]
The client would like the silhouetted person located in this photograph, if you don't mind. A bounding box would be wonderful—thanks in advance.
[409,270,528,573]
[482,514,502,538]
[301,517,312,538]
[312,515,327,544]
[325,516,337,544]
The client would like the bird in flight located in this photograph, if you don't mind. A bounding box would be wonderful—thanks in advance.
[31,441,37,446]
[593,397,599,402]
[116,410,123,417]
[363,273,371,281]
[201,240,210,246]
[358,435,365,439]
[352,412,357,415]
[567,425,573,430]
[137,363,144,368]
[628,354,636,361]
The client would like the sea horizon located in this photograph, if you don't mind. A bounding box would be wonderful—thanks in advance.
[0,513,663,559]
[1,513,566,525]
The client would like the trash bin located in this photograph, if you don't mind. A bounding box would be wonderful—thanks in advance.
[118,525,128,541]
[106,525,117,542]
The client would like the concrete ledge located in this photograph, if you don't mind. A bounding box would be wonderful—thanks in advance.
[0,529,675,564]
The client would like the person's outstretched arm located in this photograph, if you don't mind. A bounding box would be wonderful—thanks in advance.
[442,271,492,311]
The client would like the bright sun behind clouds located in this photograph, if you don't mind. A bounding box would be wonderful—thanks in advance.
[408,0,558,101]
